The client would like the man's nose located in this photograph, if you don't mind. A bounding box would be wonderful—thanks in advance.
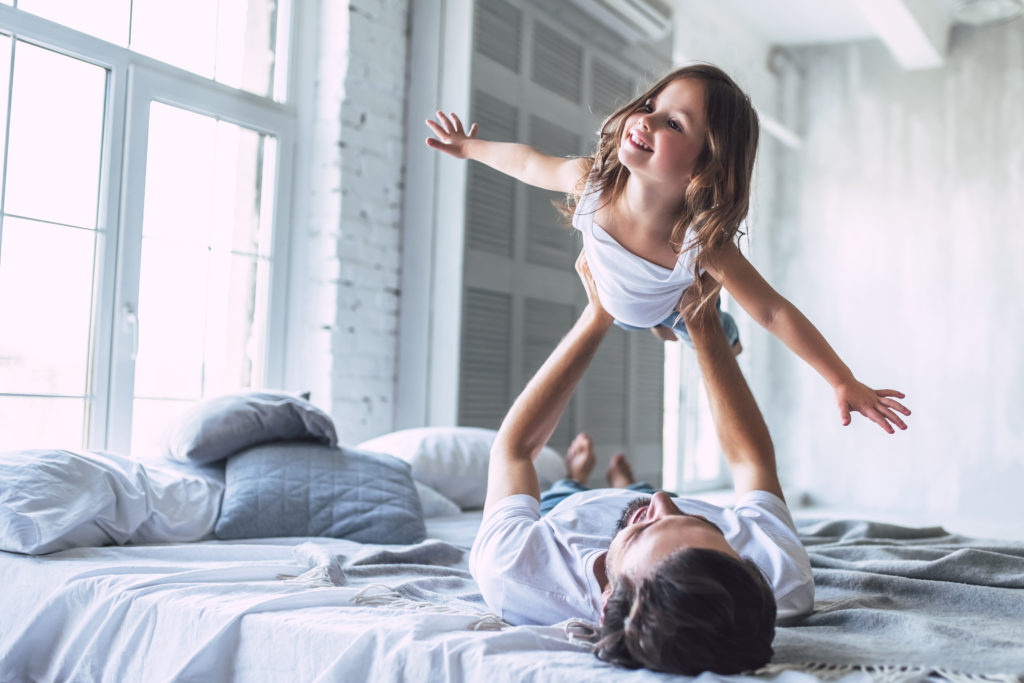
[648,491,675,518]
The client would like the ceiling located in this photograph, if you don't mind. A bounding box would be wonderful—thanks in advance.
[705,0,881,45]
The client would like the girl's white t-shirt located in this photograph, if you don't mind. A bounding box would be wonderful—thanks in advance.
[468,488,815,627]
[572,181,700,328]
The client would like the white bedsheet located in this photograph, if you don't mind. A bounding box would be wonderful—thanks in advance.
[1,514,899,683]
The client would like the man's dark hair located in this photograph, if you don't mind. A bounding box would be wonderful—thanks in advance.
[595,548,776,675]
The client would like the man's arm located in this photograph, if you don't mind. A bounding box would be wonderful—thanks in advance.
[686,292,784,502]
[482,255,613,518]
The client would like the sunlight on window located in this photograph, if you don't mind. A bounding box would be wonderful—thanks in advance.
[0,218,96,396]
[0,397,84,449]
[130,0,280,97]
[131,103,275,456]
[0,34,10,198]
[0,42,105,452]
[17,0,130,46]
[5,41,106,228]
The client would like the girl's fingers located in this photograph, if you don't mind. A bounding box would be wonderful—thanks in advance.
[876,389,905,399]
[879,406,907,430]
[425,119,448,139]
[468,122,478,138]
[450,112,464,134]
[880,397,911,415]
[436,110,454,132]
[869,410,895,434]
[839,403,851,426]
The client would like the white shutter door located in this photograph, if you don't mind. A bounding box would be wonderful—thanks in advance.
[459,288,512,430]
[591,59,636,118]
[522,298,577,452]
[530,20,583,103]
[465,90,518,257]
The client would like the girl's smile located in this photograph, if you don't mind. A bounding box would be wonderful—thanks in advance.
[618,78,709,186]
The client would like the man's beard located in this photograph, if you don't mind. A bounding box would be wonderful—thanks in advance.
[613,496,652,536]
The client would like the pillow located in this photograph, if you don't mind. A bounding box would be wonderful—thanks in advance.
[162,390,337,465]
[214,442,426,544]
[415,482,462,518]
[357,427,566,510]
[0,449,223,555]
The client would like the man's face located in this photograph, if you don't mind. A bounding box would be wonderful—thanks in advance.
[605,491,739,581]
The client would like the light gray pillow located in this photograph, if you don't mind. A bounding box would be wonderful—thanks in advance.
[163,391,337,465]
[214,442,426,544]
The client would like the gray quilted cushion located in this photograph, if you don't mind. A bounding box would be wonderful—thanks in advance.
[163,391,338,465]
[214,442,425,544]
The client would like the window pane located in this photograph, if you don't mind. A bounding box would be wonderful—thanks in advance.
[0,218,96,395]
[0,397,85,450]
[134,239,207,400]
[132,104,276,449]
[129,397,192,461]
[17,0,130,46]
[0,35,10,193]
[142,104,216,246]
[131,0,282,98]
[5,41,106,228]
[143,104,274,254]
[130,0,218,80]
[214,0,277,97]
[202,253,269,395]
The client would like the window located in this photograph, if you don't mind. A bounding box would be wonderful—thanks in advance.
[0,2,295,456]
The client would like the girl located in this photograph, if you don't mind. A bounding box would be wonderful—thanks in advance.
[426,63,910,434]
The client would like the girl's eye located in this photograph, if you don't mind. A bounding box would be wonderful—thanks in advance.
[640,102,653,113]
[669,119,681,132]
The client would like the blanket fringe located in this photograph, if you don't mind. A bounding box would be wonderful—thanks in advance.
[352,584,509,631]
[757,662,1022,682]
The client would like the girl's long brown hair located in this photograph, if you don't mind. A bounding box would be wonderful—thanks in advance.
[563,63,759,320]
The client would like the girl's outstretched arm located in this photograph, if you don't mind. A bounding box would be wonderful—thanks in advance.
[425,110,590,194]
[705,243,911,434]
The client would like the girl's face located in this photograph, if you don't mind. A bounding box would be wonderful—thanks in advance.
[617,78,708,189]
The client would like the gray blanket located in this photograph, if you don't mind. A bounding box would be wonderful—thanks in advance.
[765,519,1024,680]
[285,521,1024,680]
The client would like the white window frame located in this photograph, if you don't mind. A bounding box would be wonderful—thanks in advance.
[0,4,298,454]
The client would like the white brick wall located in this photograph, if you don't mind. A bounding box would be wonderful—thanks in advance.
[287,0,410,443]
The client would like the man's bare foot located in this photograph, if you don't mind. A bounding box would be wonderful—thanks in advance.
[651,326,678,342]
[565,433,596,484]
[606,453,636,488]
[732,341,743,356]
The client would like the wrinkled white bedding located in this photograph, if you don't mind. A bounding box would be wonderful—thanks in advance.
[0,516,844,683]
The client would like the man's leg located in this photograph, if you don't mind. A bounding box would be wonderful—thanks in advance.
[540,433,596,515]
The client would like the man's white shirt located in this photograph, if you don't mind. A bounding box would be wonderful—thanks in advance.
[469,488,814,626]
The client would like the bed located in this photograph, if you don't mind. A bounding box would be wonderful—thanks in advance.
[2,399,1022,682]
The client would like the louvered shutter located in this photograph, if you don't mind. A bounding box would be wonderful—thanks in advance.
[474,0,522,72]
[522,298,578,452]
[590,59,636,118]
[530,21,582,103]
[459,288,512,430]
[465,90,518,257]
[525,115,581,270]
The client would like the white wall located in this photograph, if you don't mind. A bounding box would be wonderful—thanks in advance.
[285,0,410,444]
[768,20,1024,537]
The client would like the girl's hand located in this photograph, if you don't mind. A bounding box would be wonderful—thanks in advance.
[425,111,478,159]
[834,381,910,434]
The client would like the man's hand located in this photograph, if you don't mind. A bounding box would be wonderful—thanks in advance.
[575,252,612,325]
[834,380,910,434]
[425,111,478,159]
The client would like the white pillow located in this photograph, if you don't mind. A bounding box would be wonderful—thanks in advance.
[0,449,223,555]
[357,427,566,510]
[415,482,462,518]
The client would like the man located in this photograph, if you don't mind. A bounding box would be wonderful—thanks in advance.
[468,255,815,675]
